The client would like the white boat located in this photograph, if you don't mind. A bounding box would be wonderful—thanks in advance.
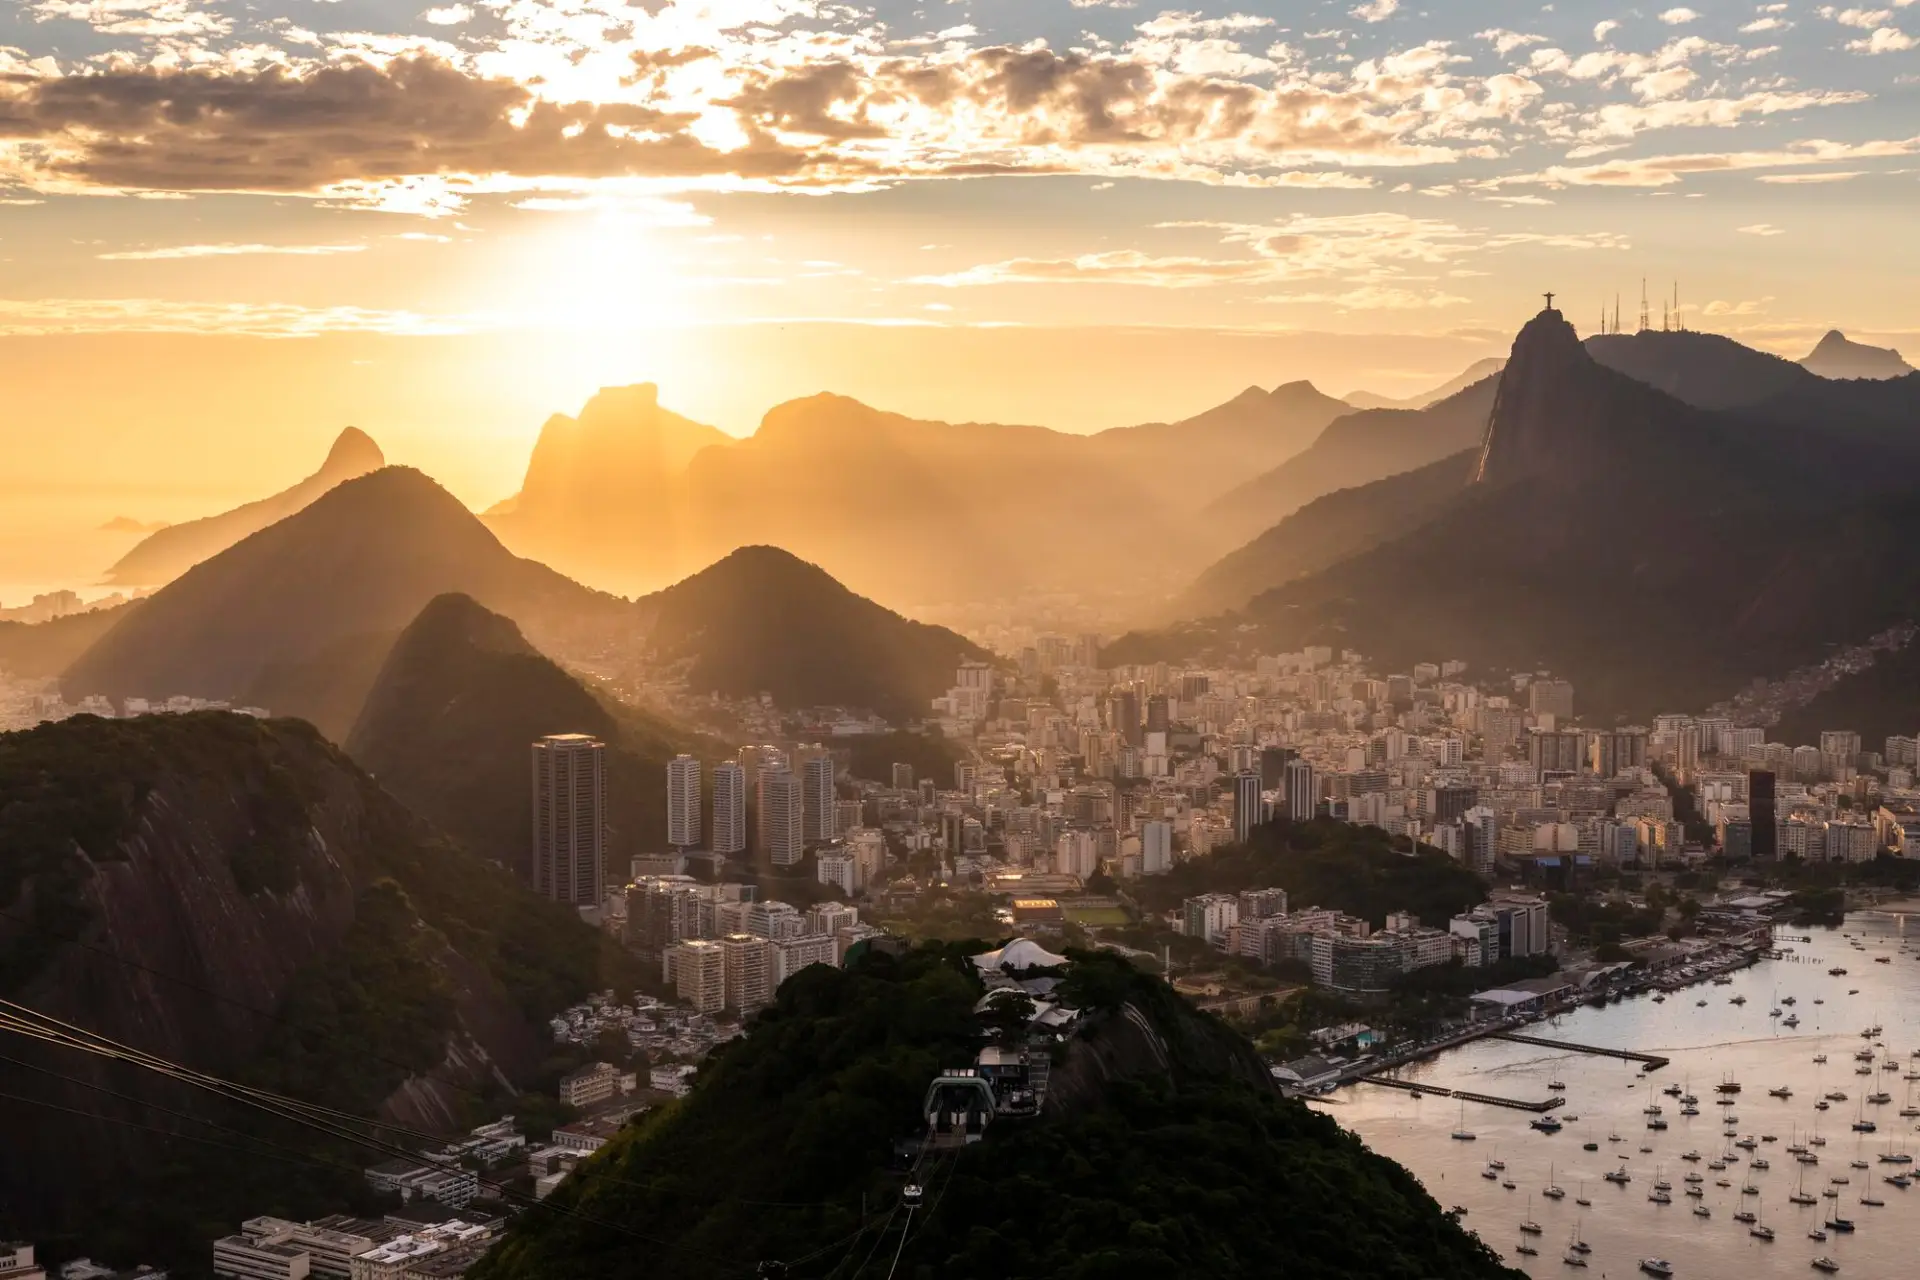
[1451,1100,1476,1141]
[1811,1259,1839,1274]
[1520,1196,1543,1233]
[1639,1260,1674,1277]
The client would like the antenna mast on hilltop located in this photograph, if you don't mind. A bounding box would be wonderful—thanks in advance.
[1638,279,1651,334]
[1673,281,1683,332]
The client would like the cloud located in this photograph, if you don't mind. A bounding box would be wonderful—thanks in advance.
[1659,8,1702,23]
[1737,222,1786,235]
[912,212,1627,292]
[911,250,1277,288]
[96,242,367,259]
[1350,0,1399,23]
[1261,285,1471,309]
[0,297,469,336]
[1740,17,1790,31]
[1594,20,1621,41]
[422,5,474,25]
[0,56,813,199]
[1492,136,1920,186]
[29,0,229,38]
[1848,26,1917,50]
[1756,169,1864,182]
[1477,28,1547,54]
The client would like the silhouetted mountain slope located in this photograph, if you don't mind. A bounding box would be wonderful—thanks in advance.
[488,382,1345,603]
[1802,330,1914,380]
[1343,356,1504,410]
[1205,375,1495,547]
[0,603,137,679]
[0,712,624,1268]
[632,546,989,720]
[1121,308,1920,717]
[104,428,385,586]
[484,384,733,594]
[1086,379,1349,475]
[348,594,698,876]
[470,948,1515,1280]
[1175,450,1477,618]
[64,467,623,709]
[242,629,406,743]
[1585,329,1816,410]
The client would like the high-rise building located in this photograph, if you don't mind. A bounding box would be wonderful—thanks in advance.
[890,762,915,790]
[1528,679,1574,721]
[761,769,805,867]
[1146,694,1170,735]
[1527,728,1584,774]
[1284,759,1317,824]
[1749,769,1776,860]
[711,760,747,855]
[531,734,605,906]
[802,754,836,843]
[1259,745,1298,789]
[721,933,772,1014]
[751,748,789,851]
[1233,771,1263,843]
[1112,687,1142,746]
[667,754,702,849]
[666,939,725,1013]
[1141,820,1173,875]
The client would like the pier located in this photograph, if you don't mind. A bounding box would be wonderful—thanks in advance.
[1488,1032,1670,1070]
[1357,1075,1566,1112]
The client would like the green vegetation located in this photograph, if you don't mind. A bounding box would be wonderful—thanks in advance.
[347,593,704,879]
[831,728,959,786]
[1137,818,1488,929]
[473,947,1515,1280]
[0,711,635,1273]
[635,545,991,720]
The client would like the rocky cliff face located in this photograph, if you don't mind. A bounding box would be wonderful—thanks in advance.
[0,712,609,1250]
[1045,977,1278,1116]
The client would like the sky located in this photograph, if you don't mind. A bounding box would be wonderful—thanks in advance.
[1,0,1918,589]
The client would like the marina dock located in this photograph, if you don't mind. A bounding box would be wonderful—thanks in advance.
[1488,1032,1670,1070]
[1356,1075,1566,1112]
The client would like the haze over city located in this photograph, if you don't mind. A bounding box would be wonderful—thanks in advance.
[4,1,1920,1278]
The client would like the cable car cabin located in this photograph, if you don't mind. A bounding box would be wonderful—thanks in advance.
[924,1070,997,1148]
[901,1184,925,1209]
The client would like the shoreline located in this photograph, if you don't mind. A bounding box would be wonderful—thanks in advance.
[1855,898,1920,915]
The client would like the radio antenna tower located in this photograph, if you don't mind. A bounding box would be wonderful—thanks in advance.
[1638,279,1650,333]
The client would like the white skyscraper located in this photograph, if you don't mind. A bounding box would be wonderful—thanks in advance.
[667,754,702,850]
[763,769,805,866]
[712,760,747,856]
[531,734,605,906]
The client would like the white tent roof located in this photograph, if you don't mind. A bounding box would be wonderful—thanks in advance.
[971,939,1069,971]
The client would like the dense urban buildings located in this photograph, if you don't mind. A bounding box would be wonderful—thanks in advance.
[665,754,701,850]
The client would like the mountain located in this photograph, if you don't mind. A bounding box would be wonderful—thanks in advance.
[1585,329,1817,410]
[1083,379,1349,474]
[348,594,698,877]
[63,467,624,715]
[0,603,138,680]
[1117,307,1920,717]
[486,383,1347,605]
[1203,375,1496,550]
[631,546,990,721]
[484,384,734,594]
[1342,357,1504,410]
[1175,450,1477,618]
[0,711,625,1267]
[104,428,386,586]
[1802,330,1915,380]
[469,946,1515,1280]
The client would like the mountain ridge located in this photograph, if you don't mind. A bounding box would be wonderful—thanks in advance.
[104,427,386,586]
